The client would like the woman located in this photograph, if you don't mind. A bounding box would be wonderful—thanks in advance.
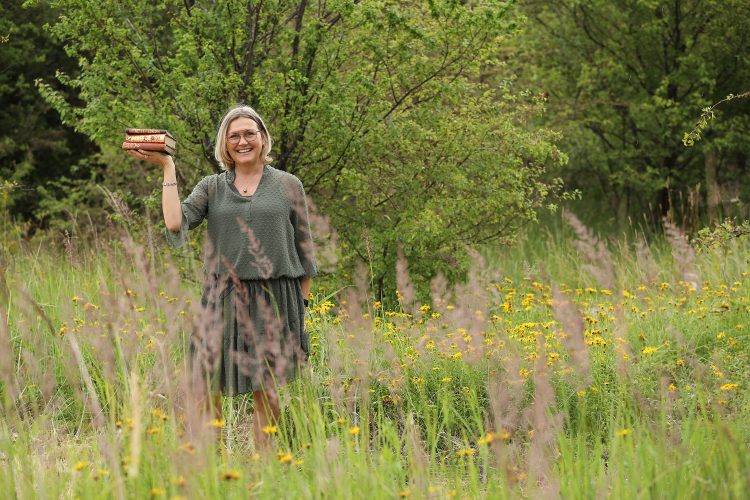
[127,105,317,450]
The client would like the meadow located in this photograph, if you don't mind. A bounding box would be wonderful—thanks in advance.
[1,217,749,499]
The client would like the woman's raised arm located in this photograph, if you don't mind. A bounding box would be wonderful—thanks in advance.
[126,150,183,232]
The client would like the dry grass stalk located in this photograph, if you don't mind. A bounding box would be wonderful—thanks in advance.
[0,300,18,403]
[488,348,525,486]
[613,316,633,382]
[635,234,659,284]
[395,244,416,316]
[429,272,449,312]
[526,337,562,498]
[441,249,495,365]
[662,218,701,289]
[305,198,338,273]
[404,413,429,493]
[551,285,591,387]
[127,369,143,478]
[337,263,375,410]
[15,287,85,421]
[563,210,616,290]
[236,219,273,279]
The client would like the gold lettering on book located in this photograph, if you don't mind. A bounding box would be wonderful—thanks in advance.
[125,134,167,142]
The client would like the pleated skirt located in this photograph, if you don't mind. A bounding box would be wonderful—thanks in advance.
[195,276,308,396]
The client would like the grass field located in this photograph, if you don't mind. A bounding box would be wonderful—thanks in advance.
[1,219,749,498]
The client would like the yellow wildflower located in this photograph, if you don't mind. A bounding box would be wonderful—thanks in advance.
[262,425,278,434]
[456,447,475,457]
[477,432,496,445]
[349,426,360,436]
[720,383,738,391]
[615,428,632,437]
[220,470,241,481]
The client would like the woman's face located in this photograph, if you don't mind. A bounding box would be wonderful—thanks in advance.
[226,117,264,167]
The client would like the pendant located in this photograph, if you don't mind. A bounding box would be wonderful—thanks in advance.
[243,188,248,193]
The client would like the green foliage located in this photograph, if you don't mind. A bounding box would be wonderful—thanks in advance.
[693,218,750,250]
[683,91,750,147]
[34,0,566,293]
[516,0,750,223]
[0,0,101,229]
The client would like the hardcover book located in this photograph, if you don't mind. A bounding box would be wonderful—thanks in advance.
[122,142,176,155]
[122,128,176,155]
[124,133,176,148]
[125,128,170,135]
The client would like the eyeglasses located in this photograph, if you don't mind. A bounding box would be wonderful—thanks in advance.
[227,130,262,144]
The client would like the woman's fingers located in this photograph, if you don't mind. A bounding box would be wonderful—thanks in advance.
[126,148,169,167]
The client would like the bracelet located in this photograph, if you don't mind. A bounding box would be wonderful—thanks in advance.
[162,181,177,187]
[303,299,309,307]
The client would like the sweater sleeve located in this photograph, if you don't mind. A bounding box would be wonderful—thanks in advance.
[165,176,211,248]
[289,177,318,277]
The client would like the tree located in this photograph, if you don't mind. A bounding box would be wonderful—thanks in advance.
[35,0,565,295]
[0,0,101,231]
[516,0,750,225]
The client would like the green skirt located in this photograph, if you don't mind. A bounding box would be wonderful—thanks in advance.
[195,276,308,396]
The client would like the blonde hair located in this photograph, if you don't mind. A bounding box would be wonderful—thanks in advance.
[214,105,273,170]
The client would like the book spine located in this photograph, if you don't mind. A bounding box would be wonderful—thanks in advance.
[122,142,175,154]
[125,128,167,135]
[125,134,169,142]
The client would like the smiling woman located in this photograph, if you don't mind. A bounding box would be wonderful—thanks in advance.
[125,104,317,453]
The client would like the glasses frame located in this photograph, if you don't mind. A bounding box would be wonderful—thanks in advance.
[227,129,262,145]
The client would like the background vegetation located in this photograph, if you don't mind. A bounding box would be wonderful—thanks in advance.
[2,0,750,497]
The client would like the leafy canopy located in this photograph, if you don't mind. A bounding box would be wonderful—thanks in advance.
[36,0,566,294]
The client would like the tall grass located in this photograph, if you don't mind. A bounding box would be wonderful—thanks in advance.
[1,217,749,498]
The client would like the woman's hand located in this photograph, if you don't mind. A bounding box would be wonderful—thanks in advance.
[126,149,174,169]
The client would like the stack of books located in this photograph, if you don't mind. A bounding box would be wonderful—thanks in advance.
[122,128,176,155]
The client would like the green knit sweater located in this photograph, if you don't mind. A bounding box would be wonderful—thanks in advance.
[166,165,317,280]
